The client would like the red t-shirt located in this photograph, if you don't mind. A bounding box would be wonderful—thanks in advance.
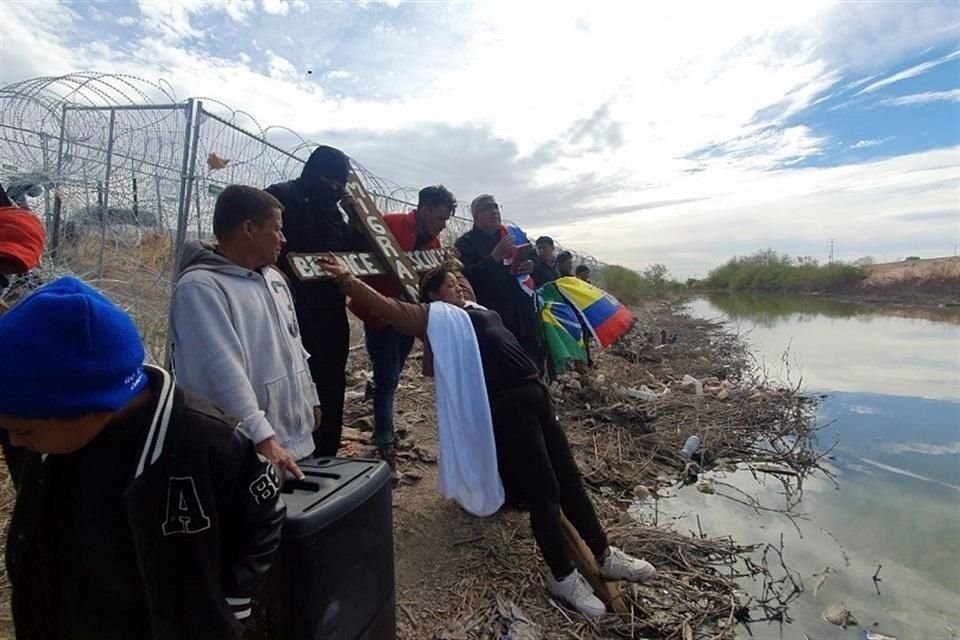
[347,209,441,328]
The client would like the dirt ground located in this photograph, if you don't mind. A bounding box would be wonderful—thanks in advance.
[862,255,960,286]
[853,255,960,306]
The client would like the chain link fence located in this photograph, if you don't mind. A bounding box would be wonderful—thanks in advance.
[1,73,605,360]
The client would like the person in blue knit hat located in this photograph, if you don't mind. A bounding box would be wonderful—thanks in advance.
[0,276,285,640]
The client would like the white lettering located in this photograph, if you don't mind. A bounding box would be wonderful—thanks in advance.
[345,253,369,276]
[396,260,415,281]
[405,284,419,300]
[292,256,314,279]
[367,215,387,235]
[408,251,425,271]
[376,235,399,258]
[359,253,379,274]
[307,256,324,278]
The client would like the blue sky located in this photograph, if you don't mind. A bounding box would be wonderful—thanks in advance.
[1,0,958,277]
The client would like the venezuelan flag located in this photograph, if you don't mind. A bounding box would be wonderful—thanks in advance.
[538,283,588,371]
[553,276,633,348]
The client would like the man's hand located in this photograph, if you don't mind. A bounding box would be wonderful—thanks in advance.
[313,406,322,427]
[256,436,304,480]
[515,259,534,276]
[491,234,515,262]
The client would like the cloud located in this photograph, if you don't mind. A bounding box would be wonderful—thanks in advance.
[881,441,960,456]
[876,88,960,107]
[1,1,959,276]
[850,138,886,149]
[261,0,289,16]
[855,49,960,95]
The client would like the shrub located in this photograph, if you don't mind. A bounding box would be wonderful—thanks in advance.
[705,250,866,293]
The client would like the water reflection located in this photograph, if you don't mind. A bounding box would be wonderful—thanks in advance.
[688,294,960,401]
[669,294,960,639]
[703,291,960,327]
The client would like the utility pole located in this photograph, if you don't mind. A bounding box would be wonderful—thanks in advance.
[829,239,835,264]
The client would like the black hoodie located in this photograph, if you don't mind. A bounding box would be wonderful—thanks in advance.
[265,149,363,309]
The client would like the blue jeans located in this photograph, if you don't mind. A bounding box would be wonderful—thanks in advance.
[364,324,415,452]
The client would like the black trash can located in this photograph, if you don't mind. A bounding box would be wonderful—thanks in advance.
[254,458,395,640]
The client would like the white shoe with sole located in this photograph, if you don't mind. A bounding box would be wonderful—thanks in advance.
[599,546,657,582]
[546,569,606,619]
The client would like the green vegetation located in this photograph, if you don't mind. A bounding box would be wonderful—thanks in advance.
[704,249,865,293]
[600,263,683,303]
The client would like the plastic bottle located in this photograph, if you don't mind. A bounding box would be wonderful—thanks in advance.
[680,435,701,459]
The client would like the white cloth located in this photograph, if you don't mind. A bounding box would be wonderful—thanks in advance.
[427,301,504,516]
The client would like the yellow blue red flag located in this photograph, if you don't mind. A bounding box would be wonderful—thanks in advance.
[552,276,633,348]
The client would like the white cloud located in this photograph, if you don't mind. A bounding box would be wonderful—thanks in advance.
[855,49,960,95]
[265,50,298,82]
[851,138,886,149]
[135,0,207,41]
[877,89,960,107]
[882,441,960,456]
[531,147,960,277]
[2,1,959,276]
[261,0,290,16]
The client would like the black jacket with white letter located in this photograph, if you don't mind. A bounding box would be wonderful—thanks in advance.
[6,366,286,640]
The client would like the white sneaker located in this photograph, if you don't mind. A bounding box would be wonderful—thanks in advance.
[599,546,657,583]
[546,569,606,619]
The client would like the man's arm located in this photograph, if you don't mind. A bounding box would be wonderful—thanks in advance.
[170,278,303,478]
[220,431,286,623]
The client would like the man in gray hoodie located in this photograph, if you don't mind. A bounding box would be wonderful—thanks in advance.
[169,185,320,479]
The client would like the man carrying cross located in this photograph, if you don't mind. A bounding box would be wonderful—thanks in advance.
[349,185,456,465]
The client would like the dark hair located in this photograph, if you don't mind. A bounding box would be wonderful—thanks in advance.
[418,185,457,211]
[0,182,11,208]
[213,185,283,240]
[557,251,573,263]
[419,267,453,302]
[535,236,554,248]
[575,265,590,275]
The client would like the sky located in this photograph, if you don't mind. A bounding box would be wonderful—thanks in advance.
[1,0,959,278]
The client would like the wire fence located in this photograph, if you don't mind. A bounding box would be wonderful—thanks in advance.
[0,72,604,360]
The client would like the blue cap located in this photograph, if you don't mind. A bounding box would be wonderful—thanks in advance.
[0,276,147,418]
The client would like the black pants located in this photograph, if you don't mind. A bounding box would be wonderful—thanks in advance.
[297,303,349,457]
[489,381,608,578]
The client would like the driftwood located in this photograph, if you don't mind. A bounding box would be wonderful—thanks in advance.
[559,513,628,614]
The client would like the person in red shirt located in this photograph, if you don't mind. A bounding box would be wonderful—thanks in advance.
[349,185,456,466]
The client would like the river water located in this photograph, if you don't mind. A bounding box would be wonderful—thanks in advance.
[650,292,960,639]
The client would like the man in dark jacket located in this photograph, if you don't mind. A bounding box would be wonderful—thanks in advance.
[532,235,560,287]
[556,250,574,277]
[266,145,362,456]
[454,194,543,365]
[0,276,285,640]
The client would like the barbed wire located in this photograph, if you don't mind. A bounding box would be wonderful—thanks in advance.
[1,72,605,271]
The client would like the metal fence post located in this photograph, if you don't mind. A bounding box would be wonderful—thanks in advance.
[182,100,202,242]
[173,99,197,281]
[50,104,67,261]
[96,108,116,278]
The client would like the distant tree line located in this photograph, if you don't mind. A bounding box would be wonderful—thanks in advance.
[698,249,865,293]
[598,263,683,304]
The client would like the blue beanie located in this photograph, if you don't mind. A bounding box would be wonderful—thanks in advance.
[0,276,147,418]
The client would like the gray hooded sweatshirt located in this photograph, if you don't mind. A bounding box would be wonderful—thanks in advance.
[169,241,319,461]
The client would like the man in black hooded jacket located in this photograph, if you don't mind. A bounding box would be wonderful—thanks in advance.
[265,146,362,456]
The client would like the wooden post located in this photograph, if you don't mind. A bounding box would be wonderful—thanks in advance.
[559,513,629,614]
